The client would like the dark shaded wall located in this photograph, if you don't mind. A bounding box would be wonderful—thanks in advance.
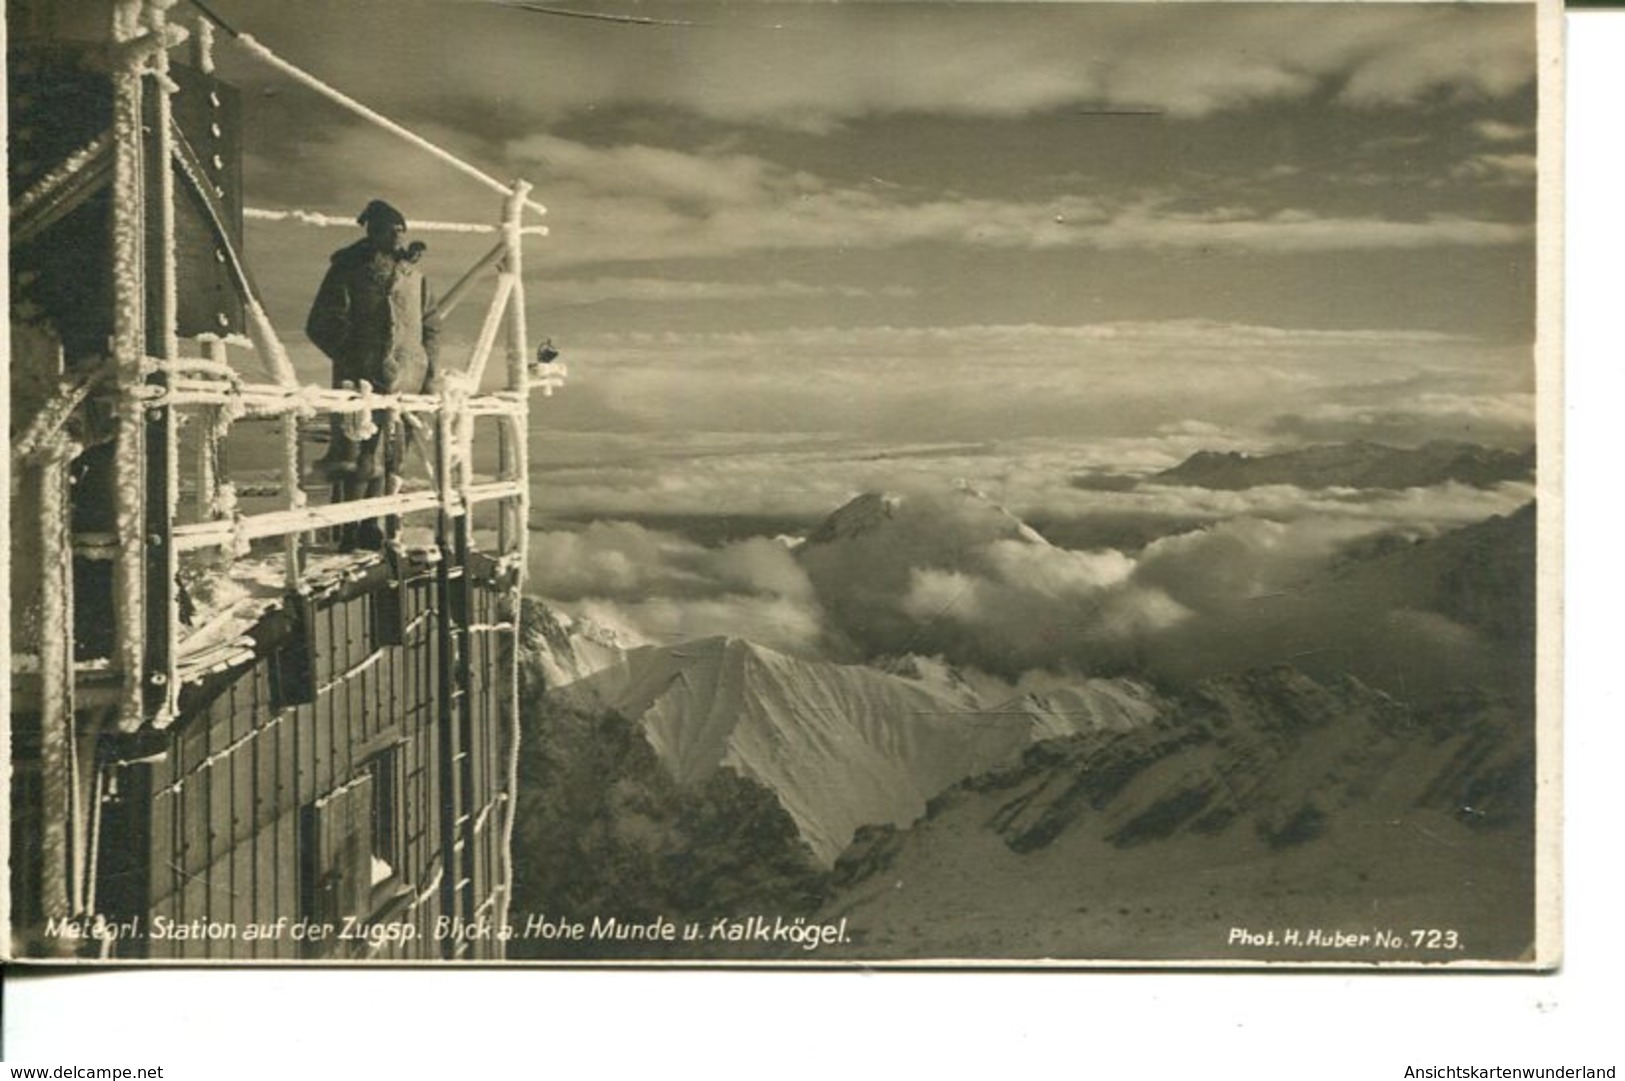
[85,553,517,961]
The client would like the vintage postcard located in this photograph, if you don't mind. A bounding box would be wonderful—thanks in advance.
[5,0,1560,967]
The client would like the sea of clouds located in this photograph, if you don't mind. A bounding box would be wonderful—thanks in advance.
[527,451,1533,695]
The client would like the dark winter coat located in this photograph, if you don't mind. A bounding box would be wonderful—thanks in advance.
[305,240,440,394]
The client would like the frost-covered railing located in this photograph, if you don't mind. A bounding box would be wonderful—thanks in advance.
[152,343,543,558]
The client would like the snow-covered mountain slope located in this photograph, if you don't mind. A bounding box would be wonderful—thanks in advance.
[521,598,633,690]
[551,636,1158,864]
[825,665,1535,961]
[990,681,1166,741]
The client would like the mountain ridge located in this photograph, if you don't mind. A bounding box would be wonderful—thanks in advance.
[547,633,1163,864]
[1151,440,1534,491]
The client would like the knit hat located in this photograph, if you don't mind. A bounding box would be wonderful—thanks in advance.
[357,199,407,230]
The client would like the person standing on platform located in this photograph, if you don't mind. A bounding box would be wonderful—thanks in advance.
[305,199,440,550]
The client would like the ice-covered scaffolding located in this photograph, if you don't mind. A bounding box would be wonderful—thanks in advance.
[8,0,563,952]
[97,0,560,722]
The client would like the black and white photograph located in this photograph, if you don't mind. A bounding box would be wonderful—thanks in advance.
[5,0,1559,968]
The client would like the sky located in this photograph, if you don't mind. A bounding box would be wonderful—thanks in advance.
[176,0,1542,532]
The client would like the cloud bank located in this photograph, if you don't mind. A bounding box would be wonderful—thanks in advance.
[533,476,1532,696]
[529,521,826,657]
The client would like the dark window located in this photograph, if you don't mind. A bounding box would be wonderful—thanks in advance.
[300,773,374,952]
[299,746,410,957]
[367,746,403,892]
